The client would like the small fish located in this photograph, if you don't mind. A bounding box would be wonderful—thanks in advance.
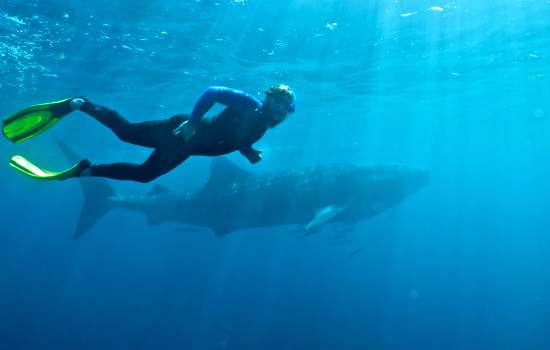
[325,22,338,30]
[409,289,420,300]
[348,248,362,257]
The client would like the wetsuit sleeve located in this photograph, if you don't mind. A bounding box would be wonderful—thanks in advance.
[189,86,261,123]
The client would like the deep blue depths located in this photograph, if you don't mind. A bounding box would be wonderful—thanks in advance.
[1,1,550,349]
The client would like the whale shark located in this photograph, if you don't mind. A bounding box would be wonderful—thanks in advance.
[58,143,430,239]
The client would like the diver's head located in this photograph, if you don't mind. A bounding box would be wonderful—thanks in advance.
[263,84,296,127]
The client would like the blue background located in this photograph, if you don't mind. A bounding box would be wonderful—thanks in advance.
[1,1,549,349]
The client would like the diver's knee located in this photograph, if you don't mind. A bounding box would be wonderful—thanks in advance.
[115,123,137,142]
[135,175,157,183]
[134,171,159,183]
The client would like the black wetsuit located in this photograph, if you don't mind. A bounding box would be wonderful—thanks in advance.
[81,87,270,182]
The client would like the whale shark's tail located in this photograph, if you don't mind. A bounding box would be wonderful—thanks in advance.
[56,140,115,239]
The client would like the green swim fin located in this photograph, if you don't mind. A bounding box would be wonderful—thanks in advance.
[2,98,75,144]
[9,155,90,181]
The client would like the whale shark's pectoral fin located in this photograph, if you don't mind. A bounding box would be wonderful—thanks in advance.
[305,205,346,231]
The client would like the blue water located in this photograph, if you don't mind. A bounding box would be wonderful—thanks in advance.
[1,0,550,349]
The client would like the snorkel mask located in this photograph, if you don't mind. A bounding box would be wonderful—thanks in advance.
[265,84,296,113]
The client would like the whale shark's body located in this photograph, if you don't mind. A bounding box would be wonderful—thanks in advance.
[65,142,429,239]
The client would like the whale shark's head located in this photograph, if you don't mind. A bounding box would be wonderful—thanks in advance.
[358,164,429,193]
[337,164,430,216]
[375,164,430,196]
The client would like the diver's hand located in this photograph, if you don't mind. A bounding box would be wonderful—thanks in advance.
[173,120,196,142]
[247,149,263,164]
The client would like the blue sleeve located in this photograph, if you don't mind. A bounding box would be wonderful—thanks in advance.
[189,86,261,123]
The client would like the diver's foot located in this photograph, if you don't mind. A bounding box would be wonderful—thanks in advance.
[76,159,92,177]
[69,97,87,111]
[56,159,92,181]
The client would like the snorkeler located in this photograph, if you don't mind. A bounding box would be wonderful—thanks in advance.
[2,85,296,182]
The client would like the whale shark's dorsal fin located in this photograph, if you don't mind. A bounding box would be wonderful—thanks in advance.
[148,184,170,196]
[204,158,251,190]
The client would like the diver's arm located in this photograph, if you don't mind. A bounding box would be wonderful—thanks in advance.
[189,86,260,123]
[239,145,262,164]
[175,86,260,142]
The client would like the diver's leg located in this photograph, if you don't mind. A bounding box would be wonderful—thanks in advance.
[79,100,185,148]
[84,149,189,183]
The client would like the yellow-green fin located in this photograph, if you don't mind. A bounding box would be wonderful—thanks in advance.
[9,155,84,181]
[2,98,74,144]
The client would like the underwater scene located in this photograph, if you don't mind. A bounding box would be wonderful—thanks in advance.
[1,0,549,349]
